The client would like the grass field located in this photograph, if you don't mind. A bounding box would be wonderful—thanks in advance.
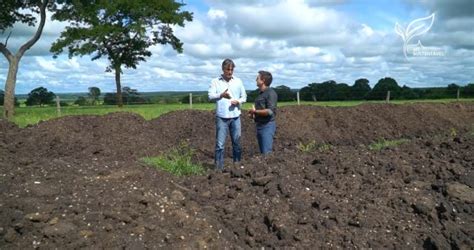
[1,98,473,127]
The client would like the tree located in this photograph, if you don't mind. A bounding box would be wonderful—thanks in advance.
[1,0,53,119]
[122,86,150,104]
[103,93,117,105]
[299,83,317,101]
[461,83,474,98]
[74,96,88,106]
[0,89,20,106]
[274,85,295,102]
[88,87,101,105]
[351,78,371,100]
[25,87,55,106]
[400,85,419,99]
[366,77,401,100]
[50,0,193,107]
[447,83,459,97]
[333,83,351,100]
[103,87,150,105]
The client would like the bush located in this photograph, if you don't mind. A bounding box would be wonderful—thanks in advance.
[74,96,88,106]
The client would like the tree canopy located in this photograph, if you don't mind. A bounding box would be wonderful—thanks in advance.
[351,78,371,100]
[366,77,401,100]
[25,87,56,106]
[88,87,101,105]
[50,0,193,107]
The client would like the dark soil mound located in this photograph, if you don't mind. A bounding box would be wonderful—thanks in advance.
[1,103,473,248]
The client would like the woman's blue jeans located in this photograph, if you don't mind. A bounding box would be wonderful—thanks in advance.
[215,116,242,170]
[256,120,276,154]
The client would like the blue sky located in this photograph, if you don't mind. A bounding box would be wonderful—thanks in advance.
[1,0,473,94]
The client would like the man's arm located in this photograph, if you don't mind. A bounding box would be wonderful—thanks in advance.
[208,79,221,101]
[238,81,247,104]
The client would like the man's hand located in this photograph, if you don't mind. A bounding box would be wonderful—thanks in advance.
[230,100,240,106]
[220,89,231,99]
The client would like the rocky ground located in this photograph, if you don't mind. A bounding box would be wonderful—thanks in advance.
[0,102,473,248]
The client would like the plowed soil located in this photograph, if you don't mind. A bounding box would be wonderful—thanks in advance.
[1,103,473,249]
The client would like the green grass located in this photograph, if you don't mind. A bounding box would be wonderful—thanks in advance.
[291,98,474,107]
[1,103,215,127]
[297,140,317,152]
[141,144,205,176]
[297,140,332,152]
[369,138,410,151]
[318,143,332,152]
[1,98,473,127]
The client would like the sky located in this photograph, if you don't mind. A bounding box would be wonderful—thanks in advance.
[1,0,473,94]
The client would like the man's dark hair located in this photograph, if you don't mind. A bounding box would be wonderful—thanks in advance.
[222,58,235,69]
[259,70,273,86]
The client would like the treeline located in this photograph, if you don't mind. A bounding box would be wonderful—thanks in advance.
[3,77,473,107]
[298,78,474,101]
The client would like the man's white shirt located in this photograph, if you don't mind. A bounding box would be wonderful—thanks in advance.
[208,76,247,118]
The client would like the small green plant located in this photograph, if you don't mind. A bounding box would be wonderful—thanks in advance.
[141,143,205,176]
[369,138,410,151]
[318,143,332,152]
[297,140,317,152]
[450,128,457,138]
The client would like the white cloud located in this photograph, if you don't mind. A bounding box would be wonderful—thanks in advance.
[153,68,185,79]
[36,57,61,72]
[207,8,227,20]
[1,0,472,94]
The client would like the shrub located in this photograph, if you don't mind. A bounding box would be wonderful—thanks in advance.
[74,96,88,106]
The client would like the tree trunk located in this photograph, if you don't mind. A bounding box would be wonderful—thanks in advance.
[115,66,123,108]
[1,0,49,120]
[3,57,20,119]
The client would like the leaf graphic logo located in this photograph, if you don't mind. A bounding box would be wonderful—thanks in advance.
[395,13,435,59]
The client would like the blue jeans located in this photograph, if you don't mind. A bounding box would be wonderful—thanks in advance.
[215,116,242,169]
[256,121,276,154]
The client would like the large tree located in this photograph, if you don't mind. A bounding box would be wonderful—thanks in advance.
[50,0,192,107]
[367,77,402,100]
[0,0,52,119]
[351,78,371,100]
[25,86,56,106]
[88,86,101,105]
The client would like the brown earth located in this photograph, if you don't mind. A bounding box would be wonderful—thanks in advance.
[0,103,473,249]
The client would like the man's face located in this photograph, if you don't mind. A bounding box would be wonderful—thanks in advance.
[256,75,264,88]
[222,65,234,79]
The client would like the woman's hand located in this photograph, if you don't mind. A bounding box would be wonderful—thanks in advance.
[248,105,256,118]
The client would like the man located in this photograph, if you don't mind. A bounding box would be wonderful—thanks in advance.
[248,70,277,154]
[208,59,247,171]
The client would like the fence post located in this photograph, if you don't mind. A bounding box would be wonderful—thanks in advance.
[386,91,390,103]
[457,88,460,100]
[297,91,300,105]
[56,96,61,116]
[189,93,193,109]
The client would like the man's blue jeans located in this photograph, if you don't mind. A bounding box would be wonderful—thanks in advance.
[256,120,276,154]
[215,116,242,169]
